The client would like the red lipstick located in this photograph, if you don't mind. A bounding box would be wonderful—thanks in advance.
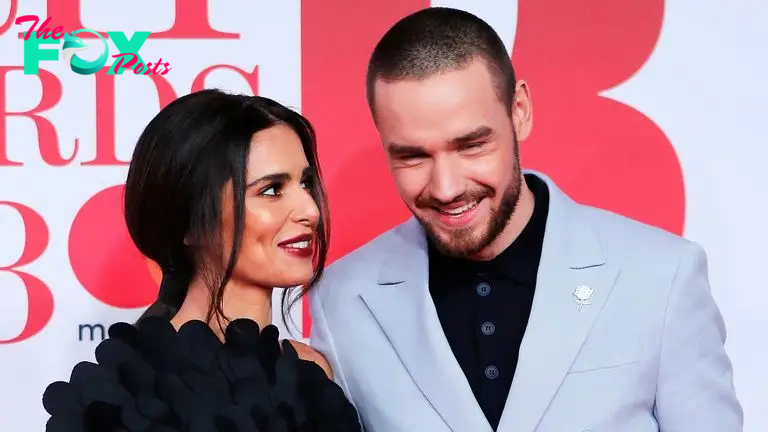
[277,233,313,258]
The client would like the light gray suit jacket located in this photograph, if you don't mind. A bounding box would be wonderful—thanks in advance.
[309,172,742,432]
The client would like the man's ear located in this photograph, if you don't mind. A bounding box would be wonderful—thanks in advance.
[511,80,533,141]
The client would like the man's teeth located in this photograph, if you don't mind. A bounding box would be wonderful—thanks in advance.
[441,200,479,215]
[284,240,309,249]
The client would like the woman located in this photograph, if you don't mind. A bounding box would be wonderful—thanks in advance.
[41,89,361,431]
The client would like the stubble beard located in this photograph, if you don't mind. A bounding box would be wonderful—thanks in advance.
[419,135,523,259]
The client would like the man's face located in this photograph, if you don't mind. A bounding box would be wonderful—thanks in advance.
[372,58,532,258]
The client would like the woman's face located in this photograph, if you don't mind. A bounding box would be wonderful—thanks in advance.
[220,123,320,289]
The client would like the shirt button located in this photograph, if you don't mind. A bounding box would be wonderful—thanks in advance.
[481,321,495,335]
[485,365,499,379]
[476,282,491,296]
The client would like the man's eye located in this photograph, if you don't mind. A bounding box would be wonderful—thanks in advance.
[462,141,485,150]
[400,153,426,161]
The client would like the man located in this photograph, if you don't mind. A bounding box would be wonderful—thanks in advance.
[309,7,742,432]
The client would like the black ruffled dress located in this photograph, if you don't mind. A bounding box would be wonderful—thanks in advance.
[41,316,361,432]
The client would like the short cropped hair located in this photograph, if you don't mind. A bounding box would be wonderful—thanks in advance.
[366,7,516,115]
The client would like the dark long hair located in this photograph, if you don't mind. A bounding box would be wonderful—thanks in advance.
[124,89,330,329]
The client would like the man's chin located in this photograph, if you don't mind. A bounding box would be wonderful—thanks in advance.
[423,223,486,258]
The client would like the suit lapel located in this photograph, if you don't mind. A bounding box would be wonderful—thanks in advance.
[497,173,620,432]
[360,218,493,432]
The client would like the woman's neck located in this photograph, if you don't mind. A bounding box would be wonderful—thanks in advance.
[170,277,273,340]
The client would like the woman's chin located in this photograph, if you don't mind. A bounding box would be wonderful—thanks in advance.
[272,271,314,289]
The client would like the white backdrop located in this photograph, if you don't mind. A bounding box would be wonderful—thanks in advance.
[0,0,766,430]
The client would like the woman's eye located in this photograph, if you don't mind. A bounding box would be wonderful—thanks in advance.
[261,184,281,196]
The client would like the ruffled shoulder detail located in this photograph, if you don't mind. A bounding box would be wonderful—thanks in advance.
[42,316,361,432]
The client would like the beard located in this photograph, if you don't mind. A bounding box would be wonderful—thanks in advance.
[416,134,522,259]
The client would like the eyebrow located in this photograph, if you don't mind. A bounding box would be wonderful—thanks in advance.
[246,166,313,188]
[387,143,426,158]
[387,125,495,157]
[450,125,494,145]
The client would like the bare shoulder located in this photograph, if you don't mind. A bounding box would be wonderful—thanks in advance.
[288,340,333,379]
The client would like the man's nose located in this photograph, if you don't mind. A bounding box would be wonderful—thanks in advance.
[428,156,464,203]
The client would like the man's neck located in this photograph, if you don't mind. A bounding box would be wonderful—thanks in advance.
[469,178,535,261]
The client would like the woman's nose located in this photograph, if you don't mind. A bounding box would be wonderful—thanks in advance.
[291,187,320,226]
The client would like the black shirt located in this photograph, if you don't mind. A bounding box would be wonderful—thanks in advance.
[428,174,549,430]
